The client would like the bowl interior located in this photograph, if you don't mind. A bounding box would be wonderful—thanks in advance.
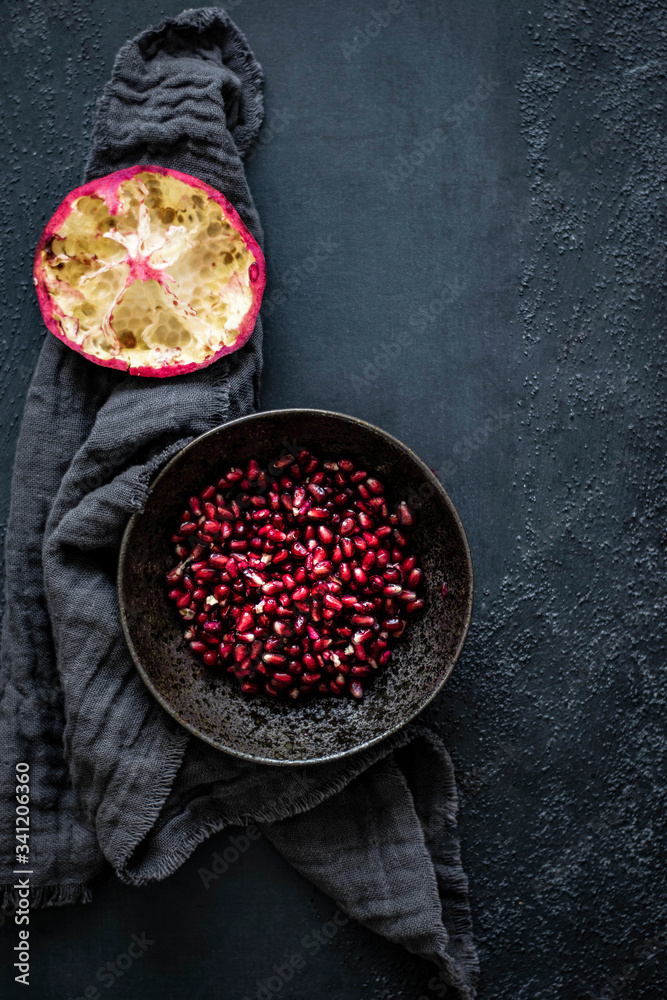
[118,409,472,764]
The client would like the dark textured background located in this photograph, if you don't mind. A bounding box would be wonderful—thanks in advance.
[1,1,666,998]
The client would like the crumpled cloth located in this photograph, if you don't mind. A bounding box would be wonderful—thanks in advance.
[0,8,478,997]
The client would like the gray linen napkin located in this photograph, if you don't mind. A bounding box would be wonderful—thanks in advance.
[0,9,478,997]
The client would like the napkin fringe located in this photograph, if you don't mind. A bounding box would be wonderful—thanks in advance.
[1,882,92,910]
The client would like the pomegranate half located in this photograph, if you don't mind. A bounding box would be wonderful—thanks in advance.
[33,166,266,377]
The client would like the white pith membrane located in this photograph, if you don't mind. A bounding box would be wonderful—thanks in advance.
[38,172,257,370]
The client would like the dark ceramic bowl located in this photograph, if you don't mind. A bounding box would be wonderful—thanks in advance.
[118,409,473,765]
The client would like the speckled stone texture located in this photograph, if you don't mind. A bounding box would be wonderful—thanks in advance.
[0,1,665,999]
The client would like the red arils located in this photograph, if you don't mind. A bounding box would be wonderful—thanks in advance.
[165,451,426,701]
[397,501,414,526]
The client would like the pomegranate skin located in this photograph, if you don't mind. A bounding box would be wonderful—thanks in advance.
[33,165,266,378]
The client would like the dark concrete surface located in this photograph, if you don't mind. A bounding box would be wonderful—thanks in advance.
[1,1,666,998]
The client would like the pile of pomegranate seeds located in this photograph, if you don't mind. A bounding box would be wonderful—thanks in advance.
[165,450,424,701]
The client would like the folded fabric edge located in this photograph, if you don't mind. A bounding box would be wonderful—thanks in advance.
[1,883,93,910]
[84,5,265,182]
[113,725,420,886]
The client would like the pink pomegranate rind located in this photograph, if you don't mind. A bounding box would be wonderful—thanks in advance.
[33,166,266,377]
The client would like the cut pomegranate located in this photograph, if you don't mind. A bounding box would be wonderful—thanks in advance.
[165,451,425,701]
[33,166,265,376]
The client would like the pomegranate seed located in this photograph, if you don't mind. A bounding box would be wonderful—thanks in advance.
[168,450,423,699]
[396,501,412,525]
[263,652,286,666]
[272,673,293,687]
[362,551,376,571]
[340,537,355,559]
[351,665,372,678]
[352,628,373,644]
[441,582,448,597]
[273,620,293,638]
[406,599,425,612]
[317,525,334,544]
[292,542,308,559]
[350,615,375,626]
[307,507,330,520]
[251,508,271,522]
[237,610,254,632]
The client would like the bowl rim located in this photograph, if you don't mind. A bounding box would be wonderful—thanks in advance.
[117,407,474,765]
